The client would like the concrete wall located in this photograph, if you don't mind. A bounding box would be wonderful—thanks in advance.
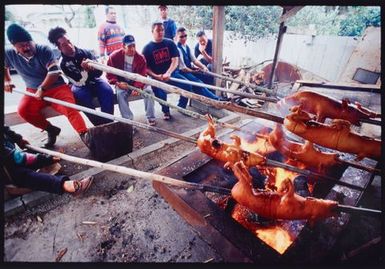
[222,32,358,82]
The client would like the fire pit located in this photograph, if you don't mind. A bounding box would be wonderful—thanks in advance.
[153,119,378,263]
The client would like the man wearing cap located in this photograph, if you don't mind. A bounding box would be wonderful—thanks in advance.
[158,5,177,41]
[106,34,156,126]
[98,6,125,63]
[142,21,195,120]
[4,23,91,148]
[48,26,114,127]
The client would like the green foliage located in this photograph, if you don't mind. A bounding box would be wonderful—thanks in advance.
[5,9,16,21]
[338,6,380,36]
[83,6,96,28]
[225,6,282,41]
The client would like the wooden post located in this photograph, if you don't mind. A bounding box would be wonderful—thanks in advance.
[212,6,225,92]
[267,7,287,89]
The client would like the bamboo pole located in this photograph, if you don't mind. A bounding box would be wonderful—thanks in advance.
[26,145,380,217]
[168,76,279,103]
[198,70,274,94]
[12,89,197,144]
[26,144,231,195]
[87,60,284,124]
[126,84,259,137]
[265,159,365,191]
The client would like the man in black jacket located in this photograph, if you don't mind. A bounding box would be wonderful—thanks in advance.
[48,27,114,126]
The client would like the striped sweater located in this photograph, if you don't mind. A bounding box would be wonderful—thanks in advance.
[98,21,125,57]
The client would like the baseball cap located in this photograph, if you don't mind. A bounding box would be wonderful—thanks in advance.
[123,34,135,46]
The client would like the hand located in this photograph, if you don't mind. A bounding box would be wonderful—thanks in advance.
[4,82,15,93]
[161,72,171,81]
[116,81,129,90]
[131,90,140,96]
[17,139,30,149]
[34,88,44,100]
[81,59,93,71]
[52,156,61,162]
[199,43,206,53]
[202,66,209,72]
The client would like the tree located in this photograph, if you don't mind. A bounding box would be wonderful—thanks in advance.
[5,9,16,21]
[83,6,96,28]
[338,6,380,36]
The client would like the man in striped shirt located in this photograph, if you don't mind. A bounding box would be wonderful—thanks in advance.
[98,6,125,63]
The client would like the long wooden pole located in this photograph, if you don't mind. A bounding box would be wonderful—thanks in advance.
[12,89,197,144]
[126,84,261,137]
[87,60,285,124]
[26,144,232,195]
[198,70,274,94]
[168,76,279,103]
[25,145,380,217]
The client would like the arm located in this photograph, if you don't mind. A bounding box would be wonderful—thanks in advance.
[177,48,194,73]
[132,55,146,89]
[81,50,103,78]
[98,25,106,61]
[4,67,15,93]
[191,49,208,71]
[200,48,213,63]
[106,56,118,84]
[162,57,178,81]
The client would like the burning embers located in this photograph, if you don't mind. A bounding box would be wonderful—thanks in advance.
[196,116,342,255]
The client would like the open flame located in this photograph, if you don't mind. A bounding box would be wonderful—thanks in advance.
[240,137,275,156]
[256,226,294,254]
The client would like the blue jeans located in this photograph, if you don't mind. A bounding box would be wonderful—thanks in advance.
[179,71,219,100]
[71,78,114,126]
[116,85,155,120]
[151,70,193,114]
[194,71,215,86]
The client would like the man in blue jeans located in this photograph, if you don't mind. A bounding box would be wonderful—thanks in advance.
[142,21,195,120]
[176,27,222,100]
[48,27,114,126]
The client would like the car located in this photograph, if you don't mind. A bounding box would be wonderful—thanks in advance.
[5,29,61,73]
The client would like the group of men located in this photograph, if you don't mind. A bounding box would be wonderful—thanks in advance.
[3,5,220,196]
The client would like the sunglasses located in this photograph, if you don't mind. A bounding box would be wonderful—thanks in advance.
[179,34,187,38]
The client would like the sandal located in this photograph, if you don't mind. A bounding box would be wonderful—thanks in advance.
[147,119,156,126]
[73,176,94,196]
[163,113,171,121]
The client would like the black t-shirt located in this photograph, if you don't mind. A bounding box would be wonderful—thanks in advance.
[142,39,179,75]
[194,39,212,66]
[60,47,102,86]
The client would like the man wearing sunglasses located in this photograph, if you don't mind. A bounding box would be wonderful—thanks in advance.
[176,27,222,101]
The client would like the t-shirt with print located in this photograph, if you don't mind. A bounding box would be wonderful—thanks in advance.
[142,39,179,75]
[5,44,65,89]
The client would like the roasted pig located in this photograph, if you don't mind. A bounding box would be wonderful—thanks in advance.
[230,161,338,221]
[284,106,381,160]
[197,115,266,167]
[277,90,381,126]
[268,124,340,173]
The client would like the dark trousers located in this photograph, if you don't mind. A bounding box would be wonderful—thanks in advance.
[152,70,194,114]
[72,78,114,126]
[179,71,219,100]
[7,165,69,195]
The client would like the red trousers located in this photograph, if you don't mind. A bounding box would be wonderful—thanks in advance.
[18,84,88,134]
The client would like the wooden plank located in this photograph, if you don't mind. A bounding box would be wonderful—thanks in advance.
[296,80,380,92]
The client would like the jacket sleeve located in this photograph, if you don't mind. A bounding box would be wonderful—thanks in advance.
[86,50,103,78]
[106,56,118,85]
[133,55,147,89]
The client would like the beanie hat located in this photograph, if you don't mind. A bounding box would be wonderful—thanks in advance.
[7,24,33,44]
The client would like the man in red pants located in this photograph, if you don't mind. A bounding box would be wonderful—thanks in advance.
[4,24,91,148]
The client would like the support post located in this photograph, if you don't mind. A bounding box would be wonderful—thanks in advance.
[267,7,287,89]
[212,6,225,92]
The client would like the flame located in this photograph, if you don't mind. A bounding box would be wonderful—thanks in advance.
[240,137,275,156]
[256,226,294,254]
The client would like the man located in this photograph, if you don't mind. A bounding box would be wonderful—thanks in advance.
[158,5,177,40]
[176,27,222,100]
[194,31,214,85]
[2,125,93,196]
[98,6,125,62]
[48,26,114,126]
[106,34,156,126]
[142,21,194,120]
[4,24,90,148]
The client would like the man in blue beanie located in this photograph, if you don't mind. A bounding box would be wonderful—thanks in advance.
[4,24,91,148]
